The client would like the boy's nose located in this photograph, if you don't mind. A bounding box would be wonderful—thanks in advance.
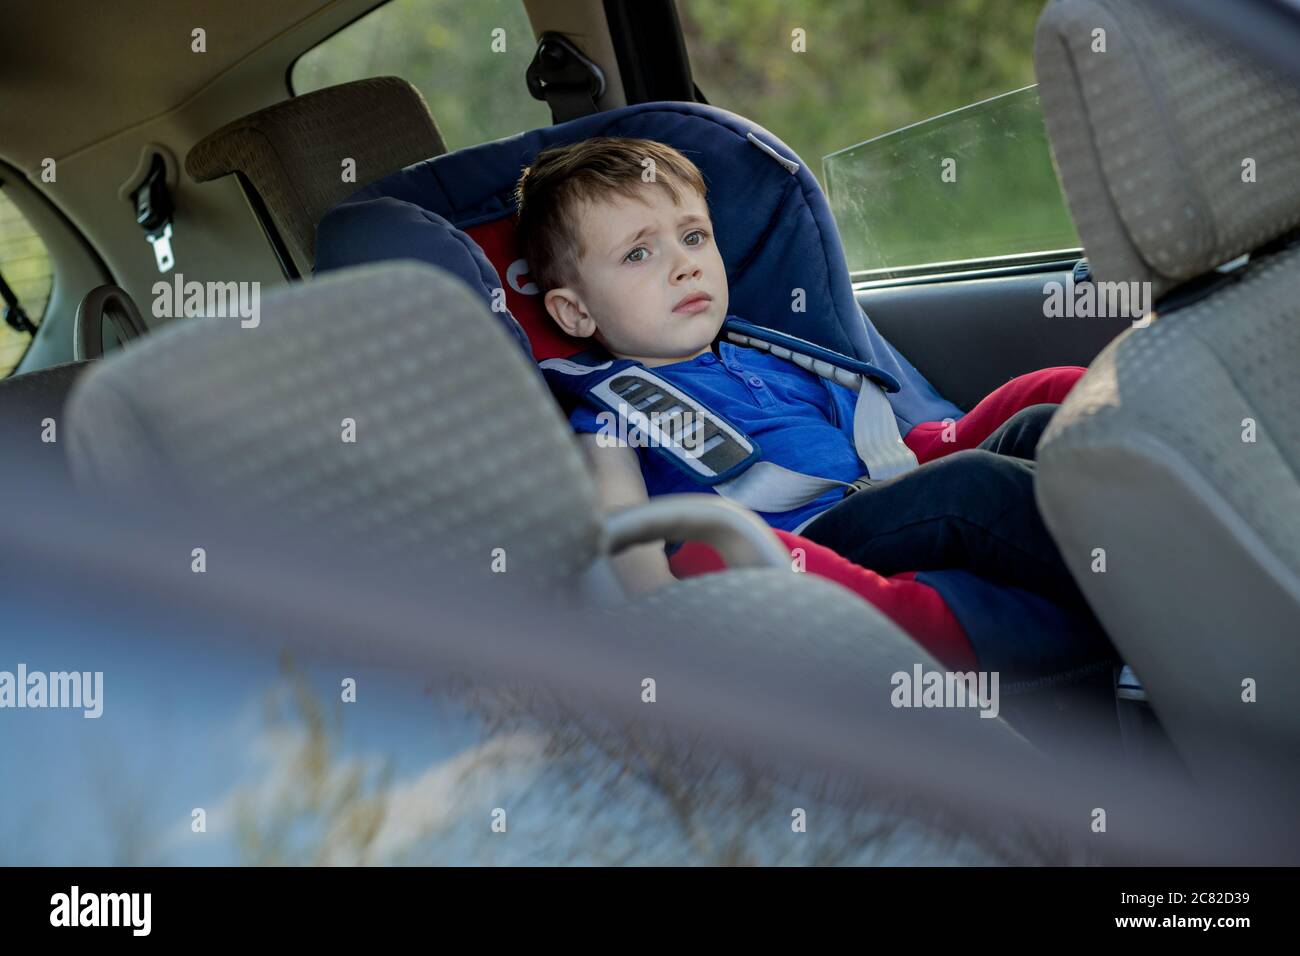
[672,258,702,283]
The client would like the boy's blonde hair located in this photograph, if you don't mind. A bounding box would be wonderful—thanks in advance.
[514,137,707,293]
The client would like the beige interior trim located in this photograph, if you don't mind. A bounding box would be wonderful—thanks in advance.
[522,0,627,110]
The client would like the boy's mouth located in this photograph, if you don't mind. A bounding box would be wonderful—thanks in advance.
[672,291,713,315]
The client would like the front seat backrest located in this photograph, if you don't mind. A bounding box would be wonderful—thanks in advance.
[64,262,601,592]
[61,260,979,750]
[1033,0,1300,779]
[186,77,446,278]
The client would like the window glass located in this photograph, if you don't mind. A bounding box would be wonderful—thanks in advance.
[825,87,1080,277]
[0,187,53,376]
[679,1,1078,274]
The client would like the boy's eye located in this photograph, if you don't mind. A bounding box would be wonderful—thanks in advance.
[623,229,707,262]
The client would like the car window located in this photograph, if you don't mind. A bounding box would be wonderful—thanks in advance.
[0,186,53,377]
[290,0,551,151]
[825,87,1080,278]
[679,0,1079,276]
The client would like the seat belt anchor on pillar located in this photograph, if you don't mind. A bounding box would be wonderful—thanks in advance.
[526,32,606,124]
[131,153,176,273]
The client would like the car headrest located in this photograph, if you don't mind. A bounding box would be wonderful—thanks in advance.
[315,101,963,430]
[187,77,446,276]
[64,262,602,589]
[1035,0,1300,299]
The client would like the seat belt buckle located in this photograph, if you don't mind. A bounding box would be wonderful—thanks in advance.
[842,476,877,498]
[143,222,174,273]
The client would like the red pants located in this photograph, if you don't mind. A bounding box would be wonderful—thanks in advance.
[667,367,1086,667]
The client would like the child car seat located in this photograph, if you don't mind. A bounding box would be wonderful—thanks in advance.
[314,100,1114,692]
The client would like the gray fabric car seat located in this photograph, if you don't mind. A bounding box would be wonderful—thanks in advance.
[65,263,598,589]
[186,77,446,278]
[61,261,1008,752]
[56,262,1046,861]
[1033,0,1300,779]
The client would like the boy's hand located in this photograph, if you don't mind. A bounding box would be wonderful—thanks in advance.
[577,434,677,597]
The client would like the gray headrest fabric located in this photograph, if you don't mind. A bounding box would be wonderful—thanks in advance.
[186,77,446,274]
[65,263,600,588]
[1035,0,1300,298]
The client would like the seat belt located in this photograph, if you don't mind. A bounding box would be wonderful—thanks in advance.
[849,371,920,479]
[543,332,921,520]
[526,33,606,123]
[711,374,916,526]
[725,329,920,480]
[557,354,857,513]
[714,461,852,514]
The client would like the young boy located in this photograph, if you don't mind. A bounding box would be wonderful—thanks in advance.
[515,137,1084,608]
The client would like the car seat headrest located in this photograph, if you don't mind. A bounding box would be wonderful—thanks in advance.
[64,262,602,589]
[1035,0,1300,299]
[186,77,446,276]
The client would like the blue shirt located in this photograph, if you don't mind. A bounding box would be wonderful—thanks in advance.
[568,338,865,532]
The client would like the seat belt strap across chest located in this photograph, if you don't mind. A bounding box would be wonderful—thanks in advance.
[542,336,920,517]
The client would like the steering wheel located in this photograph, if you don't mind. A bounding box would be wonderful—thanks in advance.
[74,285,148,361]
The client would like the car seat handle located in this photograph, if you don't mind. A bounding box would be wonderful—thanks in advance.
[74,285,149,361]
[600,494,790,570]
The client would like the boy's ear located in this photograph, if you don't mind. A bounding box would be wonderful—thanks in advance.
[543,287,596,339]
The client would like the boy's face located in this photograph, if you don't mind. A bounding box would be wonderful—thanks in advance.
[542,184,728,367]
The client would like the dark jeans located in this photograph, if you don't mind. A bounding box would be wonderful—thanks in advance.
[800,404,1088,610]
